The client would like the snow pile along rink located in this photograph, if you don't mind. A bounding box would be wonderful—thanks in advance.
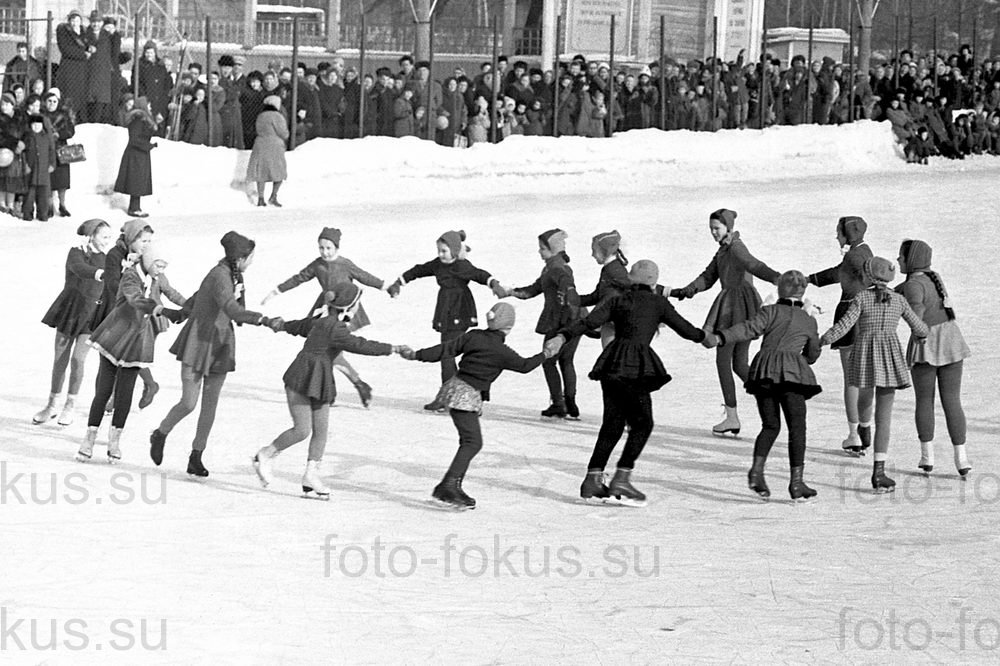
[73,120,903,215]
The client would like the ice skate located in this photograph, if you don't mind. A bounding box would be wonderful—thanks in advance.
[32,392,61,424]
[788,465,817,502]
[748,457,770,499]
[432,475,476,510]
[918,440,934,474]
[352,379,373,408]
[56,395,77,426]
[107,427,123,464]
[954,445,972,478]
[857,424,872,455]
[138,381,160,410]
[252,445,278,488]
[871,461,895,493]
[564,395,580,421]
[580,469,611,503]
[149,429,167,466]
[301,460,331,500]
[187,450,209,478]
[76,426,98,462]
[423,398,447,413]
[541,401,567,419]
[609,468,647,507]
[712,405,740,437]
[841,432,862,457]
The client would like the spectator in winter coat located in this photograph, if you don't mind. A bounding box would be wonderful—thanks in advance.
[317,68,345,138]
[22,114,56,221]
[86,17,122,125]
[885,98,914,143]
[393,88,415,137]
[556,75,577,135]
[113,96,157,217]
[134,41,171,133]
[55,11,91,120]
[239,71,265,147]
[43,91,74,217]
[4,42,42,93]
[576,87,607,137]
[217,56,244,148]
[246,95,288,207]
[437,78,466,147]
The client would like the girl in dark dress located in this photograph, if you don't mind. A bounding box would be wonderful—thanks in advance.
[113,96,157,217]
[252,285,406,499]
[714,271,822,501]
[34,220,115,427]
[555,260,715,506]
[388,230,505,411]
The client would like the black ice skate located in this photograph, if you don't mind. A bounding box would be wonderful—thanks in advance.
[748,456,770,499]
[432,475,476,510]
[564,395,580,421]
[871,461,895,493]
[352,379,373,408]
[580,469,611,502]
[541,401,567,419]
[609,468,647,507]
[149,429,166,466]
[788,465,817,502]
[187,450,210,478]
[857,425,872,455]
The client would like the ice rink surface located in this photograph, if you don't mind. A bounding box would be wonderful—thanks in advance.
[1,124,999,664]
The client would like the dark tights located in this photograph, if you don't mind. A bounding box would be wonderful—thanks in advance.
[753,390,808,467]
[446,409,482,477]
[911,361,966,445]
[88,356,140,429]
[717,340,751,407]
[543,333,580,403]
[589,379,653,470]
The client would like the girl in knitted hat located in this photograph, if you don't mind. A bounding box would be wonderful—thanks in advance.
[820,256,929,493]
[80,243,187,463]
[506,229,583,419]
[34,219,115,427]
[672,209,780,436]
[714,270,822,501]
[896,240,972,477]
[253,284,409,500]
[261,227,391,407]
[149,231,283,477]
[553,260,715,506]
[806,215,874,455]
[579,230,631,348]
[400,302,560,509]
[388,230,506,412]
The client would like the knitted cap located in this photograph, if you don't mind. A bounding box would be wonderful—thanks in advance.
[628,259,659,287]
[0,92,15,107]
[438,230,466,258]
[865,256,896,285]
[710,208,738,231]
[900,239,932,273]
[122,218,152,246]
[591,230,621,260]
[539,229,567,254]
[318,227,341,247]
[77,219,108,237]
[325,283,362,310]
[777,270,809,299]
[838,216,867,244]
[486,302,516,331]
[220,230,255,261]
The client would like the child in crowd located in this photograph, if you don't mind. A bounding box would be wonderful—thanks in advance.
[22,113,55,221]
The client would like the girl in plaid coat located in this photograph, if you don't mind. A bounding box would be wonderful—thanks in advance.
[820,257,929,493]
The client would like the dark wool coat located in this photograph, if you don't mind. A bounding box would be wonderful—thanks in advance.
[24,129,56,187]
[277,255,385,326]
[55,23,90,114]
[114,110,155,196]
[87,28,122,106]
[42,245,107,337]
[579,258,630,308]
[43,106,75,191]
[91,239,131,326]
[414,328,546,400]
[561,284,706,392]
[169,261,265,376]
[135,57,172,121]
[393,95,414,137]
[280,315,393,404]
[317,80,344,138]
[514,253,580,336]
[401,258,493,332]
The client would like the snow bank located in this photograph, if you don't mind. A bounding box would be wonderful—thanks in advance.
[72,120,906,216]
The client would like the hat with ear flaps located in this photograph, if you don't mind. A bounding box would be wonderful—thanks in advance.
[838,216,868,244]
[438,230,468,258]
[628,259,659,287]
[865,256,896,285]
[709,208,737,231]
[77,219,108,237]
[538,228,567,254]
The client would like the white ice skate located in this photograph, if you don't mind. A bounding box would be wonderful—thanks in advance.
[107,427,123,465]
[841,432,862,457]
[76,426,98,462]
[712,405,741,437]
[252,445,278,488]
[32,392,62,425]
[56,396,77,427]
[301,460,331,500]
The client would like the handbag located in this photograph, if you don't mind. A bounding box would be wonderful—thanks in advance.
[56,143,86,165]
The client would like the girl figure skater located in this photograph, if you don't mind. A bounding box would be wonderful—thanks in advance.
[80,244,187,463]
[554,260,714,506]
[820,257,929,493]
[578,229,631,348]
[34,219,115,427]
[388,230,505,412]
[507,229,583,419]
[672,209,780,436]
[261,227,390,407]
[806,215,874,455]
[895,239,972,477]
[714,271,822,501]
[401,302,559,509]
[253,284,408,499]
[149,231,282,477]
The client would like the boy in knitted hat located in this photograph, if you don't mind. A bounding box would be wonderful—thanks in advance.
[401,302,562,509]
[23,113,56,221]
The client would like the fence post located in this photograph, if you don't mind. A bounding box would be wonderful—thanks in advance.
[325,0,339,51]
[427,13,435,141]
[659,14,666,130]
[711,15,718,131]
[358,12,366,138]
[806,17,813,123]
[206,16,214,146]
[244,0,257,49]
[45,11,53,92]
[133,13,140,99]
[608,14,615,137]
[290,16,299,150]
[553,13,560,137]
[490,15,498,143]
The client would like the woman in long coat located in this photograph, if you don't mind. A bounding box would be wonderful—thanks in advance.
[113,96,156,217]
[43,92,74,216]
[55,11,91,119]
[245,94,288,207]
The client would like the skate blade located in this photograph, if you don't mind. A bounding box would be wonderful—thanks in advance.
[841,447,862,457]
[749,490,770,501]
[75,452,92,463]
[872,486,896,494]
[712,429,740,438]
[580,495,615,505]
[32,414,56,425]
[107,457,121,465]
[609,496,647,508]
[958,468,972,479]
[791,496,817,503]
[564,415,581,421]
[302,489,331,501]
[251,458,270,488]
[430,497,474,511]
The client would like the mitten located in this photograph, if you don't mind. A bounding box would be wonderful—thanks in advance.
[265,316,285,332]
[161,308,185,323]
[489,279,508,299]
[387,279,402,298]
[543,336,564,358]
[397,346,417,360]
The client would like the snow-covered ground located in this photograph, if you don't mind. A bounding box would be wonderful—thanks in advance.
[1,123,999,664]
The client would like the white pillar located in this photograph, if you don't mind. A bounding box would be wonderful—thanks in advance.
[541,0,556,70]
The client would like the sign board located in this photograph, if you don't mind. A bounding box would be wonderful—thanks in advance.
[565,0,635,58]
[715,0,765,62]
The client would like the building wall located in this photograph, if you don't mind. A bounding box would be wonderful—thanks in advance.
[644,0,711,64]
